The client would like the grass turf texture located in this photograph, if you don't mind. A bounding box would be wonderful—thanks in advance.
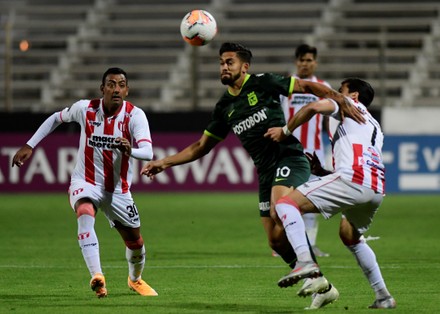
[0,193,439,313]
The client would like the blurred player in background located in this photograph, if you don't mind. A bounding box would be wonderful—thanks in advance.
[280,44,331,257]
[141,43,363,309]
[12,67,158,298]
[265,78,396,309]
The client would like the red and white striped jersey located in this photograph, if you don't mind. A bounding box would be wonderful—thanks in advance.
[59,98,152,194]
[281,75,331,164]
[331,98,385,194]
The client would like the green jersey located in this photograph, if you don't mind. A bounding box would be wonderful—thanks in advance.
[205,73,305,173]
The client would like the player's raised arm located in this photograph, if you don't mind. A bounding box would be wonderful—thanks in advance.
[293,78,365,124]
[265,99,336,142]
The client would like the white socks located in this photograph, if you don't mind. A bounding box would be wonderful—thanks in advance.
[77,214,102,276]
[275,200,312,262]
[303,213,318,246]
[78,214,147,282]
[347,239,391,299]
[127,245,146,282]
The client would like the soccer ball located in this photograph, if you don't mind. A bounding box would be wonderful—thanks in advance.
[180,10,217,46]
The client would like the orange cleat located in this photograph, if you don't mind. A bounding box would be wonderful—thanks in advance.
[128,277,158,296]
[90,273,108,298]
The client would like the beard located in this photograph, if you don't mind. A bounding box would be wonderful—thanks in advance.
[221,72,241,86]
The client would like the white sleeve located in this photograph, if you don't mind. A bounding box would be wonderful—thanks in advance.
[26,111,65,148]
[129,108,153,161]
[131,141,153,161]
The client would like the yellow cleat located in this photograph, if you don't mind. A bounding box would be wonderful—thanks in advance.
[128,277,158,296]
[90,273,108,298]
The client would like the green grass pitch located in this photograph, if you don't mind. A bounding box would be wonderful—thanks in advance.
[1,193,439,313]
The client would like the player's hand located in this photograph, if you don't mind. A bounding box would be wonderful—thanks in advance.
[114,137,132,157]
[339,97,365,124]
[12,145,33,167]
[140,160,165,180]
[305,152,331,176]
[264,127,286,142]
[305,152,322,174]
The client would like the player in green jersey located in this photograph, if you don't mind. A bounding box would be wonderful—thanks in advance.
[141,42,363,309]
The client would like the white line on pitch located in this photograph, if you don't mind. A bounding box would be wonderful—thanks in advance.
[0,264,404,269]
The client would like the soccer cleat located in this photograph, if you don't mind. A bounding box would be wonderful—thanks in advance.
[128,277,158,296]
[90,273,107,298]
[278,261,320,288]
[368,296,396,309]
[312,246,330,257]
[272,250,280,257]
[297,276,329,297]
[306,284,339,310]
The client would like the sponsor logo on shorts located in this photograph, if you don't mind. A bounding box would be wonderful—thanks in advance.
[275,177,287,183]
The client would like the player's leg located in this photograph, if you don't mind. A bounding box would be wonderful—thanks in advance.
[275,190,339,309]
[106,193,157,296]
[303,213,329,257]
[271,156,337,302]
[75,199,102,276]
[304,172,329,257]
[113,222,158,296]
[340,195,396,308]
[261,216,297,267]
[303,213,318,246]
[69,184,106,298]
[274,190,321,284]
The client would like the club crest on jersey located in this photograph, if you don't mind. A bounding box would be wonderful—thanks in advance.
[118,112,131,132]
[118,121,126,132]
[247,91,258,106]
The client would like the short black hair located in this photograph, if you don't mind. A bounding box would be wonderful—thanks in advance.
[219,42,253,64]
[341,77,375,107]
[295,44,317,59]
[101,67,128,85]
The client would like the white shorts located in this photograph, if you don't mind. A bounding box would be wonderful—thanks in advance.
[297,173,383,235]
[68,180,141,228]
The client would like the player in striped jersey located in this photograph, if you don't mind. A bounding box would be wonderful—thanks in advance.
[12,67,158,298]
[265,78,396,309]
[280,44,331,258]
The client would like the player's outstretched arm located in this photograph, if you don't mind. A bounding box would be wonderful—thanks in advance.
[12,144,33,167]
[141,133,219,179]
[265,99,334,142]
[12,111,65,168]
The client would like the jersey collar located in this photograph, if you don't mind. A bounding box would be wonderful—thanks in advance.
[227,74,251,96]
